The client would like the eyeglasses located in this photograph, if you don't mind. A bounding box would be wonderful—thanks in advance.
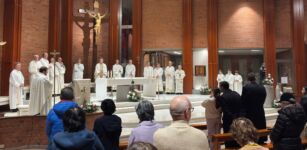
[189,107,194,112]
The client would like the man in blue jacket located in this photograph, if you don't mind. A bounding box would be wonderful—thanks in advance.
[46,87,79,142]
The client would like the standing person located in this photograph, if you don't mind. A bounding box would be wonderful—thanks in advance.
[9,63,24,112]
[259,63,266,84]
[175,65,185,94]
[28,55,42,84]
[241,73,267,144]
[128,100,163,146]
[112,59,123,78]
[55,57,66,94]
[165,61,175,94]
[154,63,163,93]
[73,58,84,80]
[300,86,307,116]
[143,61,154,78]
[217,70,225,87]
[154,96,210,150]
[201,88,222,150]
[125,59,136,78]
[217,81,242,148]
[46,87,78,142]
[95,57,108,79]
[93,99,122,150]
[233,70,243,95]
[49,57,59,95]
[225,69,235,90]
[40,52,49,67]
[29,67,53,115]
[50,107,105,150]
[270,93,306,150]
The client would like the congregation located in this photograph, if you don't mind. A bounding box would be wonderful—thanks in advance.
[45,72,307,150]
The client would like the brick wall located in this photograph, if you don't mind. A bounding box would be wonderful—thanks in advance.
[193,0,208,48]
[142,0,183,49]
[20,0,49,85]
[275,0,292,48]
[218,0,264,49]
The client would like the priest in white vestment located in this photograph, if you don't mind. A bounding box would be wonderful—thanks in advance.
[233,70,243,95]
[9,63,24,111]
[225,69,235,90]
[112,59,123,78]
[73,58,84,80]
[49,58,59,94]
[165,61,175,94]
[55,57,66,94]
[154,63,164,93]
[29,67,52,115]
[217,70,225,87]
[143,61,154,78]
[40,52,50,80]
[28,55,42,84]
[125,59,136,78]
[175,65,186,94]
[94,58,108,79]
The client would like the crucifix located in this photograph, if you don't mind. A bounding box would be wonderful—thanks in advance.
[50,49,61,104]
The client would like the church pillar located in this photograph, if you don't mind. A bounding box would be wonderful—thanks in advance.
[0,0,22,95]
[263,0,277,86]
[207,0,219,88]
[60,0,73,82]
[108,0,120,69]
[291,0,306,97]
[182,0,193,94]
[48,0,60,52]
[132,0,142,77]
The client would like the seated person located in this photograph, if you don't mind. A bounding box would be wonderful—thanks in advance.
[230,117,268,150]
[128,100,163,146]
[127,142,157,150]
[93,99,122,150]
[49,107,104,150]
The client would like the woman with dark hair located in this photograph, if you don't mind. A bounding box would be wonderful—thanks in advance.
[49,107,104,150]
[128,100,163,146]
[201,88,222,150]
[93,99,122,150]
[127,142,157,150]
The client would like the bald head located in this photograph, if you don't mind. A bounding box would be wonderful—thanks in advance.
[169,96,192,122]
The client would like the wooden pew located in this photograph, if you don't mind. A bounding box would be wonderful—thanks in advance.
[119,123,207,150]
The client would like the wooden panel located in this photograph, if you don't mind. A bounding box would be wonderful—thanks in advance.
[48,0,60,53]
[208,0,219,88]
[60,0,73,82]
[132,0,142,77]
[263,0,277,86]
[182,0,193,94]
[1,0,22,95]
[108,0,119,69]
[291,0,306,97]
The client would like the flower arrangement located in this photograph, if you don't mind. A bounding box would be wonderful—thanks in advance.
[200,85,211,95]
[262,73,274,86]
[81,102,98,113]
[127,80,141,102]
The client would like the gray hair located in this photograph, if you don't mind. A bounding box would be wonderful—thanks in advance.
[135,100,155,122]
[170,98,190,117]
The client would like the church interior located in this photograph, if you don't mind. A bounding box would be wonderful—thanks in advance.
[1,0,307,149]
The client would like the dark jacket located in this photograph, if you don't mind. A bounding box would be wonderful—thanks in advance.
[270,104,306,150]
[49,129,105,150]
[300,94,307,115]
[93,115,122,150]
[217,89,242,148]
[241,82,267,143]
[46,101,79,141]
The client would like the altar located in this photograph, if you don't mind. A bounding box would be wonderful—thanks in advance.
[95,77,156,101]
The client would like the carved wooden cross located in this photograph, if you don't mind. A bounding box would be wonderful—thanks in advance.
[50,49,60,58]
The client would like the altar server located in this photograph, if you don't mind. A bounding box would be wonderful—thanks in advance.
[9,63,24,112]
[217,70,225,87]
[95,58,108,79]
[225,69,235,90]
[233,70,243,95]
[55,57,66,94]
[165,61,175,94]
[175,65,186,94]
[29,67,52,115]
[143,61,154,78]
[112,59,123,78]
[28,55,42,84]
[125,59,136,78]
[154,63,164,93]
[73,58,84,80]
